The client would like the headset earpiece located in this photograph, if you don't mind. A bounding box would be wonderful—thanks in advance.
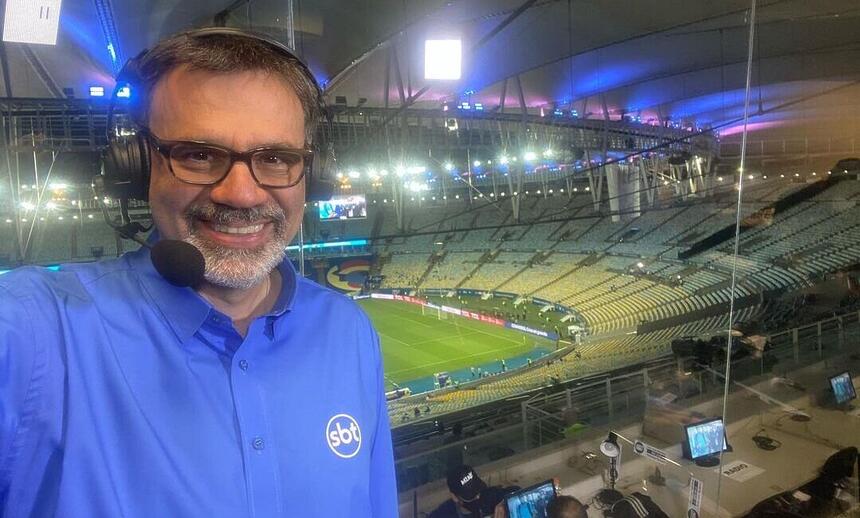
[101,131,151,202]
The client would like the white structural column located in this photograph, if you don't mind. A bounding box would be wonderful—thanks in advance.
[605,163,641,222]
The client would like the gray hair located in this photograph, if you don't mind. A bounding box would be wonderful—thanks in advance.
[128,30,322,145]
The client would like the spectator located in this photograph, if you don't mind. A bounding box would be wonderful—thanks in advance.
[428,465,519,518]
[547,495,589,518]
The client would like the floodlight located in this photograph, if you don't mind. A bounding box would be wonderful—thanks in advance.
[116,86,131,98]
[523,151,537,161]
[424,40,462,80]
[89,86,105,97]
[444,163,453,171]
[3,0,62,45]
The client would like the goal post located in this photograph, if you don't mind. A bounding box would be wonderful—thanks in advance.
[421,304,447,319]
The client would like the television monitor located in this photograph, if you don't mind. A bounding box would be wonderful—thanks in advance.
[505,480,557,518]
[683,417,730,467]
[318,195,367,221]
[830,372,857,406]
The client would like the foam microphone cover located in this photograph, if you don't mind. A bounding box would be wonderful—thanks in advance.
[150,240,206,288]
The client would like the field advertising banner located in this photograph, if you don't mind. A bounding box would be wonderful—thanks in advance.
[370,292,558,340]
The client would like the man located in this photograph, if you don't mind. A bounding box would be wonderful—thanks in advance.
[546,495,589,518]
[0,29,397,517]
[429,465,519,518]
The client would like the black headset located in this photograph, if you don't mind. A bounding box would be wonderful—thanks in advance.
[100,27,335,204]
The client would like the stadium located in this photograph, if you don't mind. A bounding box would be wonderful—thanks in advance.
[1,1,860,517]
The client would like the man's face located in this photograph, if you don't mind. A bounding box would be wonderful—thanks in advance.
[147,66,306,289]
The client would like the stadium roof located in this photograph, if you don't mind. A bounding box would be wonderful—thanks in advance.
[3,0,859,146]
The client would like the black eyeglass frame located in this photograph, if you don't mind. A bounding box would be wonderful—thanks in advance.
[141,128,314,188]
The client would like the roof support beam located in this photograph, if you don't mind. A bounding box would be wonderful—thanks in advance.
[21,46,62,98]
[473,0,541,52]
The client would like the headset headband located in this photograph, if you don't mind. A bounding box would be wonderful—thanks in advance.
[109,27,324,138]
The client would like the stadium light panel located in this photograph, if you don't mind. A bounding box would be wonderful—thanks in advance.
[116,86,131,98]
[523,151,537,161]
[3,0,62,45]
[89,86,105,97]
[444,162,453,171]
[424,39,461,80]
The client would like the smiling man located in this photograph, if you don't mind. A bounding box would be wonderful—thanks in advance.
[0,29,397,517]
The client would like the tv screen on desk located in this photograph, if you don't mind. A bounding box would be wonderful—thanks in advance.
[506,480,556,518]
[830,372,856,405]
[684,417,728,460]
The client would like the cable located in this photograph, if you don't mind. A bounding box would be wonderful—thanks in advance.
[752,429,782,451]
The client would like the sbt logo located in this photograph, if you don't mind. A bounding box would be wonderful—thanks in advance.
[326,413,362,458]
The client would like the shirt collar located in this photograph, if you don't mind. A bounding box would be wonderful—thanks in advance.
[130,231,298,342]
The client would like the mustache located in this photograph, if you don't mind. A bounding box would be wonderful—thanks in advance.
[184,203,286,225]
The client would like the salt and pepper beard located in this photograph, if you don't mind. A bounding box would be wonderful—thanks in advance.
[182,203,289,290]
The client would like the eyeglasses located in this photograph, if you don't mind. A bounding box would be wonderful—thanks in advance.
[142,129,313,188]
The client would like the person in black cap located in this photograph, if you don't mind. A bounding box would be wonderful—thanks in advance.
[428,465,520,518]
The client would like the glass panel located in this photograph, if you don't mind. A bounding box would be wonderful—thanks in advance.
[712,0,860,516]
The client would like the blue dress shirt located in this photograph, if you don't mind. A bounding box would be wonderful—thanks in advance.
[0,245,397,517]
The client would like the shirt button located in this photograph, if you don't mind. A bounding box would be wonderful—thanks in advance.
[238,359,249,371]
[252,437,265,450]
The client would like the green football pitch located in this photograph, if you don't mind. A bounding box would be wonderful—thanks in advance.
[358,299,554,384]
